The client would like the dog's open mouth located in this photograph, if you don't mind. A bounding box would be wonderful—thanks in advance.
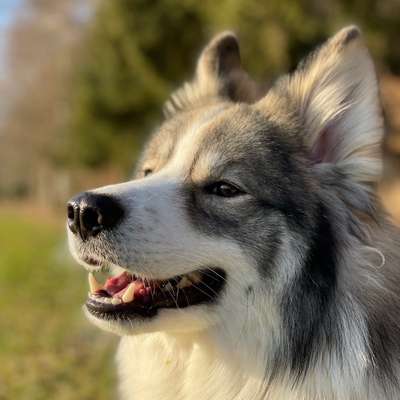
[85,268,226,319]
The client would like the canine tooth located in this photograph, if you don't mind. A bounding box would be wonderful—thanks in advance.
[177,277,192,289]
[164,282,173,291]
[122,283,135,303]
[111,297,122,305]
[188,272,201,283]
[88,273,103,294]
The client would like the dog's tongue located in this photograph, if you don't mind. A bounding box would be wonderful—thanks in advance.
[101,271,150,302]
[88,271,152,303]
[104,272,132,295]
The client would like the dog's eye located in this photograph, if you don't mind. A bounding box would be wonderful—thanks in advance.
[143,168,153,177]
[205,181,243,198]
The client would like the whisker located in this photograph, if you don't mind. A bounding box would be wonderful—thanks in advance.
[203,268,228,284]
[190,283,217,302]
[195,279,221,299]
[182,288,191,307]
[166,286,181,311]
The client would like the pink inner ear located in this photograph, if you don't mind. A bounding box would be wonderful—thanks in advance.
[310,124,340,164]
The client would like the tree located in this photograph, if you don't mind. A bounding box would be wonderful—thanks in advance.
[0,0,88,199]
[71,0,400,172]
[70,0,210,169]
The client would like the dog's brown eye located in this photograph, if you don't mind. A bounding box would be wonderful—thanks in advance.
[206,182,243,198]
[143,168,153,177]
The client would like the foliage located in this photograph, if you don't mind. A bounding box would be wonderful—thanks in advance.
[70,0,207,169]
[71,0,400,171]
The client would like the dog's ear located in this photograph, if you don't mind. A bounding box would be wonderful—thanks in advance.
[259,26,383,187]
[195,31,258,102]
[164,32,259,117]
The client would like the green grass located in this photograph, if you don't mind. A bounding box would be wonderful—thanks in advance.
[0,208,117,400]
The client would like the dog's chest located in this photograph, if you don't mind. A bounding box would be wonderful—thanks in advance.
[115,333,344,400]
[116,333,265,400]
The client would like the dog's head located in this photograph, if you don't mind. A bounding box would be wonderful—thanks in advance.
[67,27,383,346]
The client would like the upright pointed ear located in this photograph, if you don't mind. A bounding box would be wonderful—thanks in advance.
[259,26,384,187]
[164,32,259,117]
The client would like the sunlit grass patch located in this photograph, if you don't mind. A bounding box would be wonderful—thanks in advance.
[0,207,117,400]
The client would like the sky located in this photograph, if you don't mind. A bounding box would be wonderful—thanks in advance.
[0,0,22,27]
[0,0,23,80]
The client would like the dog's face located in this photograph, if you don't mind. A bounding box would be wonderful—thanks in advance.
[67,27,383,342]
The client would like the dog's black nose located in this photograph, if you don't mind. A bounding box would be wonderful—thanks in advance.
[67,192,124,240]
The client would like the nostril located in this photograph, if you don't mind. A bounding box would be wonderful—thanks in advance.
[81,207,102,238]
[67,204,75,220]
[67,201,79,235]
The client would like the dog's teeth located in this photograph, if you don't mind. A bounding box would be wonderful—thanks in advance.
[88,273,103,294]
[111,297,122,305]
[177,276,192,289]
[122,283,135,303]
[188,272,201,283]
[164,282,173,291]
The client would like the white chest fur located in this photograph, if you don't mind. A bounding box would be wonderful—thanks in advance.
[116,332,271,400]
[116,331,376,400]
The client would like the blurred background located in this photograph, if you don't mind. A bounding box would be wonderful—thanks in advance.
[1,0,400,398]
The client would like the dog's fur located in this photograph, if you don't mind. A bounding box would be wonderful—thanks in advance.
[68,26,400,399]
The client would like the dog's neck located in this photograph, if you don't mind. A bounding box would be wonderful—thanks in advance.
[117,331,272,400]
[116,327,382,400]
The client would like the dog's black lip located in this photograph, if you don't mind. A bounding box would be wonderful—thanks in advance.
[85,268,227,321]
[86,301,158,319]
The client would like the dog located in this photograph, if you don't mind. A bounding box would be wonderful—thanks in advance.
[67,26,400,400]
